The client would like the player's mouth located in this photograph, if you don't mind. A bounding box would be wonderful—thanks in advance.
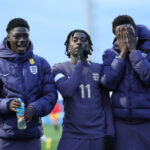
[17,44,28,52]
[75,46,80,50]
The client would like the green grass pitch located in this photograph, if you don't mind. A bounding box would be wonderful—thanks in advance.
[41,125,62,150]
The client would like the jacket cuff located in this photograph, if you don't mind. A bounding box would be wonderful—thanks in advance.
[29,104,38,118]
[129,50,143,64]
[111,57,125,73]
[106,129,115,137]
[0,98,13,114]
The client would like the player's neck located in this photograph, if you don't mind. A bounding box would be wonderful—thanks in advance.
[70,56,78,64]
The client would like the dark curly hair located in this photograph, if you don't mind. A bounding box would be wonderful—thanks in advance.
[6,18,30,33]
[112,15,136,35]
[64,29,93,58]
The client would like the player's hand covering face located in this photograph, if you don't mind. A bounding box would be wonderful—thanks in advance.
[116,24,136,53]
[69,32,89,59]
[77,44,89,61]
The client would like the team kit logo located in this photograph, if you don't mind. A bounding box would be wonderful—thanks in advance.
[30,66,38,74]
[29,58,38,74]
[92,73,99,81]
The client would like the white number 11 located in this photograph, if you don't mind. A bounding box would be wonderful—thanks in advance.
[79,84,91,99]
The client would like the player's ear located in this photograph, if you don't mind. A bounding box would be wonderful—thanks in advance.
[136,37,139,47]
[68,43,71,50]
[68,36,73,50]
[68,42,73,52]
[7,35,10,42]
[86,45,90,52]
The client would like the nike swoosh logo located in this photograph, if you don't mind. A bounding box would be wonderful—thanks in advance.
[0,73,9,77]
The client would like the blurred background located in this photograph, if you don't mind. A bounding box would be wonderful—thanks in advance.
[0,0,150,149]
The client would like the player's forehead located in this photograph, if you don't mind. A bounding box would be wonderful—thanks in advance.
[72,32,87,39]
[116,24,134,30]
[9,27,29,35]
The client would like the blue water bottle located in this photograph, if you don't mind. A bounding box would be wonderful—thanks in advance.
[16,98,27,130]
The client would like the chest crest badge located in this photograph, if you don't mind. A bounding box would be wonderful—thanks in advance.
[30,66,38,74]
[92,73,99,81]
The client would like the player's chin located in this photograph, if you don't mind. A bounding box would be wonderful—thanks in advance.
[72,53,78,57]
[75,53,78,56]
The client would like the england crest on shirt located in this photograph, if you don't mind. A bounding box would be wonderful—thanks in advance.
[30,66,38,74]
[92,73,99,81]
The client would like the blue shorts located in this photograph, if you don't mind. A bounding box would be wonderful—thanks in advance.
[0,138,41,150]
[115,119,150,150]
[57,137,104,150]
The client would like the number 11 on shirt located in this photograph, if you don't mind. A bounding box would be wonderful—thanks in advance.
[79,84,91,99]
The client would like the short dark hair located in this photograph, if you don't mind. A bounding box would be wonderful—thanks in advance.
[6,18,30,33]
[65,29,93,58]
[112,15,136,34]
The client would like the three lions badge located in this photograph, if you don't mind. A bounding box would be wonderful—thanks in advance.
[29,58,38,75]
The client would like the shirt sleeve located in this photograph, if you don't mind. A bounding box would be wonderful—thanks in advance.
[52,61,85,97]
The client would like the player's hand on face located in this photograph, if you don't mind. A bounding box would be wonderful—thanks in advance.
[125,25,136,52]
[9,98,22,112]
[23,106,35,123]
[77,44,88,62]
[116,25,129,54]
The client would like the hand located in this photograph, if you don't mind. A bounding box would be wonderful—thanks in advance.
[77,44,88,61]
[125,25,136,52]
[104,135,115,150]
[116,26,129,59]
[23,106,35,123]
[9,98,22,112]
